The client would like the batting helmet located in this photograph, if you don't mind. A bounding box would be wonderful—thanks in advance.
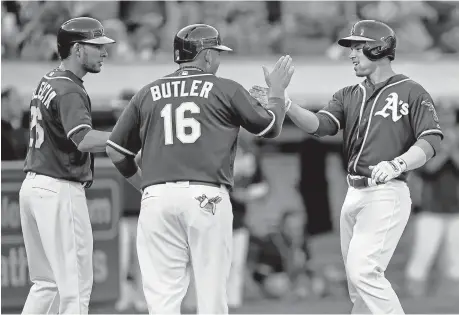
[338,20,396,61]
[173,24,232,64]
[57,17,115,58]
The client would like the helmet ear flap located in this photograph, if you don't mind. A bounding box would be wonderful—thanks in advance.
[363,35,396,61]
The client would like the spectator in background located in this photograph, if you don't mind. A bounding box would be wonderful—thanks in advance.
[228,133,269,310]
[13,1,73,60]
[421,1,459,55]
[250,210,326,300]
[1,87,28,160]
[119,0,167,60]
[1,1,21,58]
[405,104,459,297]
[111,90,148,313]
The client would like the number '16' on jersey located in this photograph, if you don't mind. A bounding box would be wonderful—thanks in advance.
[107,68,278,189]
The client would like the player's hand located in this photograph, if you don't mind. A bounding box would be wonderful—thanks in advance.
[369,158,406,184]
[262,55,295,90]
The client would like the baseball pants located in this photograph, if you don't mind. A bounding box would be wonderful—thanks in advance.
[19,172,93,314]
[227,227,250,308]
[340,180,411,314]
[137,181,233,314]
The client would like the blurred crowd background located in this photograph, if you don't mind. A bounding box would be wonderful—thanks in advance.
[2,0,459,314]
[2,0,459,61]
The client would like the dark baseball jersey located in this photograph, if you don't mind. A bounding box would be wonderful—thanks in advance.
[313,74,443,180]
[108,68,284,189]
[24,69,94,183]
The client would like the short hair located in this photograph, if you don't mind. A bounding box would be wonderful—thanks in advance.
[58,43,74,60]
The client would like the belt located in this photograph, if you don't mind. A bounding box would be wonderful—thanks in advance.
[26,172,90,187]
[158,181,223,188]
[346,175,377,188]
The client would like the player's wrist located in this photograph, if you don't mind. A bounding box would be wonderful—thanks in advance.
[268,87,285,99]
[390,157,407,173]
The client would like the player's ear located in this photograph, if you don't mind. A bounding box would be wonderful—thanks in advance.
[204,49,212,64]
[73,43,81,57]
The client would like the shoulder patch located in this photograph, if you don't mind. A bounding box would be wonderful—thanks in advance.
[421,99,439,123]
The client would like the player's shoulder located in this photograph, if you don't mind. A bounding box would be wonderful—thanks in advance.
[42,69,87,97]
[213,76,246,95]
[403,77,430,96]
[334,84,357,99]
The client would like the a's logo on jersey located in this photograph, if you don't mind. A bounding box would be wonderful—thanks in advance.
[421,99,439,123]
[374,92,409,122]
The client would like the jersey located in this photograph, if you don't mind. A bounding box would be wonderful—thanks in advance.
[313,74,443,180]
[108,68,282,189]
[23,69,94,183]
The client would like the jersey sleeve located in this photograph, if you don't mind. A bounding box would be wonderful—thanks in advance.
[59,92,92,140]
[107,92,142,156]
[230,84,278,137]
[410,92,443,140]
[313,89,345,137]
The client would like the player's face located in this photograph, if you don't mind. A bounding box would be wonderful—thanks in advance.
[78,43,108,73]
[349,42,376,77]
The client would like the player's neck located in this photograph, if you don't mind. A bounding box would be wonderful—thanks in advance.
[367,64,396,85]
[178,63,205,72]
[58,61,87,80]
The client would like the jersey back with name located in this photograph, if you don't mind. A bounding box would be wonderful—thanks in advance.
[140,70,241,187]
[23,70,92,182]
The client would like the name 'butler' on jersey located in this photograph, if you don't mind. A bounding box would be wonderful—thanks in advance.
[150,78,214,101]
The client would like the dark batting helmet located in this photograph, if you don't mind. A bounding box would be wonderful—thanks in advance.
[173,24,232,64]
[338,20,396,61]
[57,17,115,58]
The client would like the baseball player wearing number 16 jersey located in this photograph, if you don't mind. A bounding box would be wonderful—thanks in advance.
[278,20,443,314]
[106,24,294,314]
[20,17,114,314]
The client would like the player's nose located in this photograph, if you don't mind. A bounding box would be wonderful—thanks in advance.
[348,49,356,59]
[100,46,108,58]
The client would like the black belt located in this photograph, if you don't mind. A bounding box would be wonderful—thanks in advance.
[346,175,376,188]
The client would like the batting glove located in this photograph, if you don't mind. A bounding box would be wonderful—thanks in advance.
[369,157,407,184]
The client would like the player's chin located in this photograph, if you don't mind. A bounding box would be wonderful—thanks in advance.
[354,68,367,77]
[85,63,103,73]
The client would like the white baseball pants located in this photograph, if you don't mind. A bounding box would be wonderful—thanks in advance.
[19,172,93,314]
[340,180,411,314]
[137,182,233,314]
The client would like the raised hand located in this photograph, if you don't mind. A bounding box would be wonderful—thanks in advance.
[262,55,295,90]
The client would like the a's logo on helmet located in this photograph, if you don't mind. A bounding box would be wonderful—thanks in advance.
[360,28,365,36]
[92,29,103,38]
[175,49,180,61]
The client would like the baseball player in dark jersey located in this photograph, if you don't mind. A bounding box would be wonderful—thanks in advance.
[106,24,293,314]
[19,17,114,314]
[266,20,443,314]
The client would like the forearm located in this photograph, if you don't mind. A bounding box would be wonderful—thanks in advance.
[287,103,319,134]
[78,130,111,153]
[396,139,434,172]
[126,168,143,192]
[106,146,142,191]
[422,150,450,173]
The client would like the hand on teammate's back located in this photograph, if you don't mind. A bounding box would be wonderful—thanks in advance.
[262,55,295,92]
